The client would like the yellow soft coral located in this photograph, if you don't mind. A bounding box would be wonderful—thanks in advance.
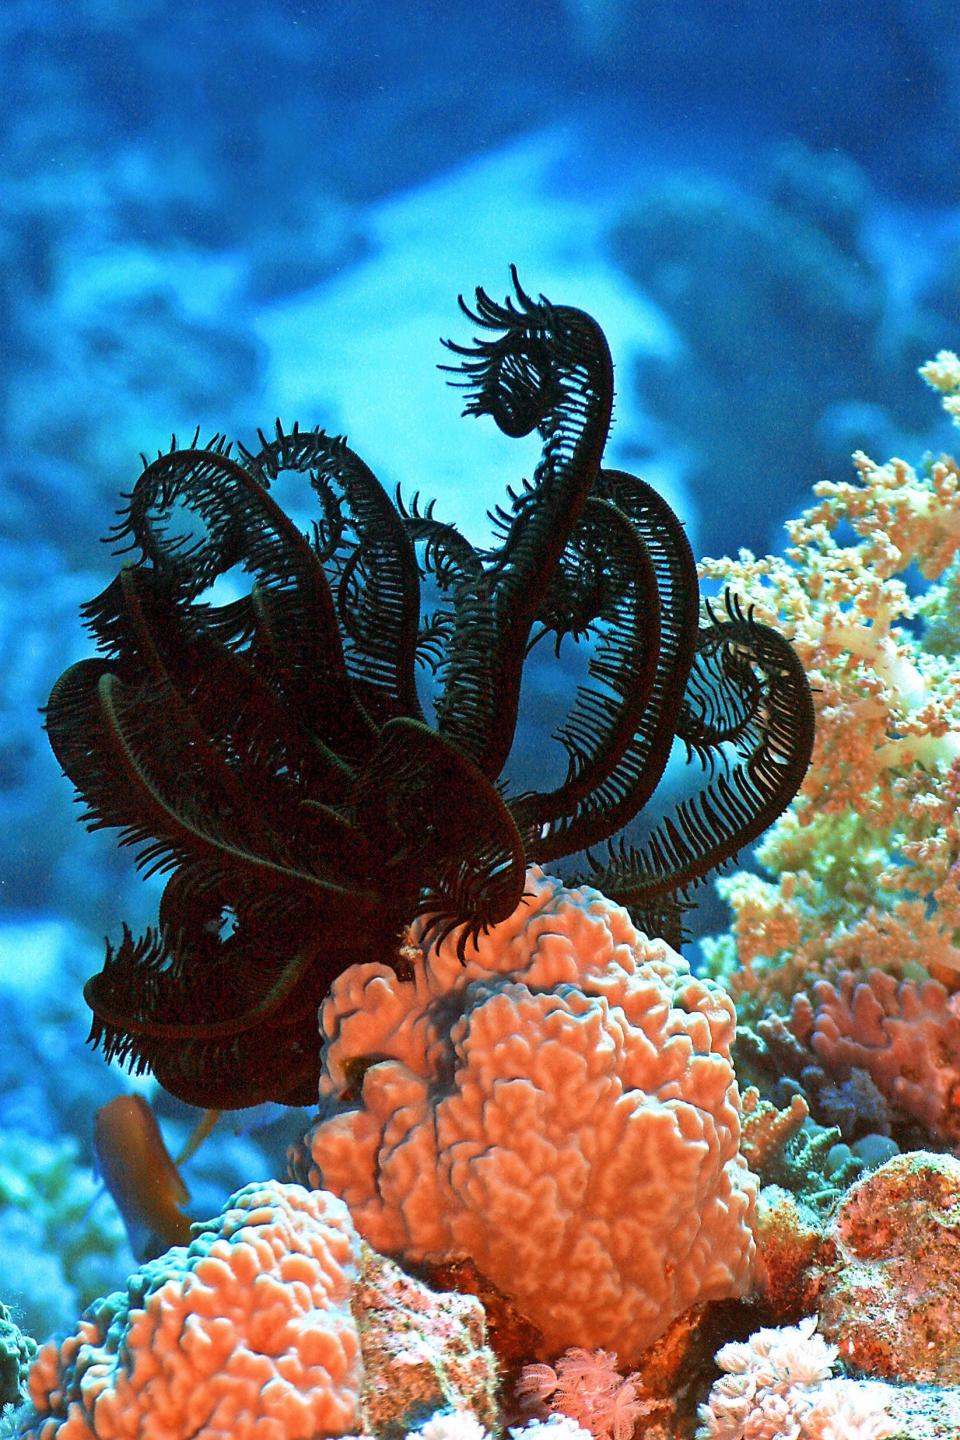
[700,357,960,989]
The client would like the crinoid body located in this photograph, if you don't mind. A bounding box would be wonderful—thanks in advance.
[44,268,814,1109]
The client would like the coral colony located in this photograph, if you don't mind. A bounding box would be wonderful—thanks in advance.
[9,276,960,1438]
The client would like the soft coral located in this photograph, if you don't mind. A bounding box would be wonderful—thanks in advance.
[516,1347,670,1440]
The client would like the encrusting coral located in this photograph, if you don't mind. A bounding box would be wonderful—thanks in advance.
[810,1151,960,1385]
[752,1185,823,1323]
[0,1305,35,1418]
[40,269,812,1111]
[16,1181,499,1440]
[296,865,758,1362]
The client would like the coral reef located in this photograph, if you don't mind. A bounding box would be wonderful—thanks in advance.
[810,1151,960,1384]
[17,1181,498,1440]
[298,865,757,1361]
[9,4,960,1432]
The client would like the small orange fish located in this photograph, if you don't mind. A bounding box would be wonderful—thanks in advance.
[93,1095,194,1260]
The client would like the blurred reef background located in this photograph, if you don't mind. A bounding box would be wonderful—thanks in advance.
[3,0,960,1346]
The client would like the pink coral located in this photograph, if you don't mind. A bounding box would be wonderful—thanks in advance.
[516,1348,669,1440]
[790,968,960,1144]
[301,867,758,1361]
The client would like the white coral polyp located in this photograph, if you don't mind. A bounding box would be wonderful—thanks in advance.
[696,1320,896,1440]
[305,868,757,1359]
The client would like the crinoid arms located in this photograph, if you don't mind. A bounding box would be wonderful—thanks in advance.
[44,269,814,1109]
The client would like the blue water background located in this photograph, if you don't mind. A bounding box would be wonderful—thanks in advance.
[2,0,959,1340]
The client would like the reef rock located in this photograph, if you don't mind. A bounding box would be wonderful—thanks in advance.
[356,1246,498,1439]
[811,1150,960,1383]
[301,867,758,1361]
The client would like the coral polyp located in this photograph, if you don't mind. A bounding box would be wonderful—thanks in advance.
[44,269,813,1111]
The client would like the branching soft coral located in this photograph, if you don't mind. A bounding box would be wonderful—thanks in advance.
[701,355,960,993]
[695,1317,896,1440]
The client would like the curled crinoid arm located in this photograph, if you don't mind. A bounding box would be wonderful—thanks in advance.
[678,592,768,768]
[394,485,483,678]
[395,485,483,590]
[579,592,815,916]
[439,265,559,434]
[511,494,661,849]
[515,472,700,861]
[243,425,424,724]
[432,277,617,783]
[111,431,377,754]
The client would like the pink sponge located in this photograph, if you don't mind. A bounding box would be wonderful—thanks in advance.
[22,1182,363,1440]
[303,867,758,1361]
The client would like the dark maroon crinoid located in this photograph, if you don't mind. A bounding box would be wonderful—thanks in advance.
[45,269,814,1108]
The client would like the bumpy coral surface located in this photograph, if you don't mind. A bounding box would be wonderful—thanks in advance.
[20,1182,364,1440]
[302,867,757,1360]
[812,1151,960,1385]
[752,1185,823,1321]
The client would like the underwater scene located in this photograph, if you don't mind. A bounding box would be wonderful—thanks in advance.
[5,2,960,1437]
